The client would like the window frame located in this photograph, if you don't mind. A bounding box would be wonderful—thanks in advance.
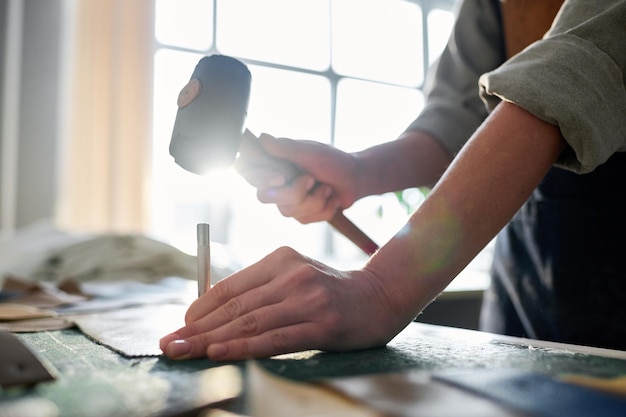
[150,0,470,272]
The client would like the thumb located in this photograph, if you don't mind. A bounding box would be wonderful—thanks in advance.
[258,133,302,162]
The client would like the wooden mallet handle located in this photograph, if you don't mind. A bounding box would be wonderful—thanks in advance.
[240,130,379,256]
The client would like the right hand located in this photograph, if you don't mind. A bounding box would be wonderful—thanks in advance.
[235,134,360,224]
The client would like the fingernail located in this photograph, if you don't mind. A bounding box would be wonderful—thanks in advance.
[208,343,228,360]
[166,339,192,358]
[306,177,316,191]
[268,175,285,187]
[160,333,180,349]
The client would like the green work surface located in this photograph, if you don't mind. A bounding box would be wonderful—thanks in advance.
[3,323,626,416]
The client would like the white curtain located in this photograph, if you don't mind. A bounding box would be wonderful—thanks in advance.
[57,0,154,234]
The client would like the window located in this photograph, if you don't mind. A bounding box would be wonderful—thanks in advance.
[151,0,460,271]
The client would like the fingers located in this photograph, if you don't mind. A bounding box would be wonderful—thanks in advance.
[279,184,341,224]
[257,133,302,161]
[159,258,274,354]
[183,270,283,332]
[162,301,326,360]
[235,133,305,189]
[159,248,302,357]
[162,323,325,361]
[182,250,290,325]
[233,154,288,189]
[205,322,326,361]
[236,132,352,223]
[238,134,325,188]
[158,250,404,361]
[256,175,316,205]
[256,178,340,224]
[159,247,348,361]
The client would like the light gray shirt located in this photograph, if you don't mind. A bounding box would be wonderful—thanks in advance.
[408,0,626,173]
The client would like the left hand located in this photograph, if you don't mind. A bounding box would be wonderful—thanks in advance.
[159,246,404,361]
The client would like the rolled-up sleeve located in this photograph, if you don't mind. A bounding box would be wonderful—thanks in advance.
[479,0,626,173]
[406,0,506,156]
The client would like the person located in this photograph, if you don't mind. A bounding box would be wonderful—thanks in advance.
[160,0,626,360]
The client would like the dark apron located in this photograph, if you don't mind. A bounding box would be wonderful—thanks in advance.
[479,152,626,350]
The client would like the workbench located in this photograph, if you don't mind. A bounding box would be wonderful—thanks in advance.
[2,321,626,416]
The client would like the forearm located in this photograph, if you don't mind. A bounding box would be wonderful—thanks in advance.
[160,103,565,361]
[364,102,566,320]
[352,130,453,200]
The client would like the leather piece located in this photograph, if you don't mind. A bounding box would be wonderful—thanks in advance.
[0,303,56,321]
[324,370,523,417]
[55,276,196,314]
[0,317,73,333]
[562,374,626,397]
[1,275,88,308]
[0,276,84,332]
[248,362,378,417]
[69,303,188,357]
[434,370,626,417]
[0,277,194,333]
[0,331,55,388]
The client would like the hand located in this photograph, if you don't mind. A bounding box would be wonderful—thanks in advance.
[160,103,567,362]
[234,134,360,223]
[159,247,406,361]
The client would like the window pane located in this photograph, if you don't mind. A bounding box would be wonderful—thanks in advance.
[246,65,331,142]
[225,66,333,264]
[151,53,332,260]
[428,8,455,65]
[152,49,204,173]
[155,0,214,50]
[150,0,464,270]
[332,0,423,87]
[227,186,329,265]
[151,49,210,253]
[333,78,424,258]
[334,78,424,151]
[216,0,330,71]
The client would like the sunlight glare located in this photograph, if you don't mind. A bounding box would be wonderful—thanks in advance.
[203,167,242,201]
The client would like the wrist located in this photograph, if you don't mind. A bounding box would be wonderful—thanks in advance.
[349,151,371,202]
